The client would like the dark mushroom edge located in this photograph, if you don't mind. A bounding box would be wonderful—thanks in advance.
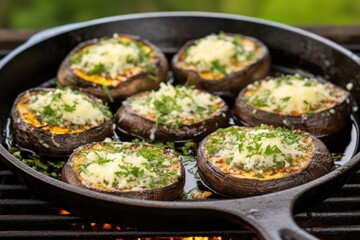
[115,83,229,142]
[11,87,113,157]
[233,74,351,136]
[57,34,169,102]
[61,141,185,200]
[171,32,271,95]
[196,125,334,197]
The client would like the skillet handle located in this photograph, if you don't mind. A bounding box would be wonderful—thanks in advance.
[206,193,318,240]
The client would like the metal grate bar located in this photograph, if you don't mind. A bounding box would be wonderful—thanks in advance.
[302,196,360,211]
[0,230,256,240]
[0,199,55,214]
[0,199,50,207]
[0,185,28,191]
[296,212,360,226]
[330,185,360,197]
[0,185,31,198]
[0,171,14,177]
[306,226,360,239]
[0,215,86,224]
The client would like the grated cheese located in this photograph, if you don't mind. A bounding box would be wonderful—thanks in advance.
[244,74,348,115]
[72,142,182,191]
[70,35,153,79]
[181,33,257,75]
[29,88,111,127]
[123,83,225,128]
[204,125,313,178]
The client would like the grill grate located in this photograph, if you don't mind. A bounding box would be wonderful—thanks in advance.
[1,157,360,239]
[1,42,360,240]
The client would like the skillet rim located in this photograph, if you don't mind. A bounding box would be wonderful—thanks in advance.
[0,11,360,210]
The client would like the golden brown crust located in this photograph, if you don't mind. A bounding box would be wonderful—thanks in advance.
[172,33,271,95]
[11,88,113,157]
[196,126,334,197]
[57,34,169,102]
[233,78,351,136]
[61,142,185,200]
[115,90,229,142]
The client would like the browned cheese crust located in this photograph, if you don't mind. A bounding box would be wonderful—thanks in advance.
[62,142,185,200]
[11,88,113,157]
[57,34,169,102]
[172,33,271,95]
[233,75,351,136]
[115,85,229,142]
[196,125,334,197]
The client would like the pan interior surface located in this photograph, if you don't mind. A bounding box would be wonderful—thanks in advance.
[0,13,360,228]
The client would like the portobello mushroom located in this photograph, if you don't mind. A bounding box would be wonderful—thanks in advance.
[57,34,168,102]
[115,83,229,142]
[62,141,185,200]
[172,32,270,95]
[11,87,113,157]
[196,125,334,197]
[233,74,351,136]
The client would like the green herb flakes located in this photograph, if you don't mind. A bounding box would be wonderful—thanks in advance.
[204,125,312,177]
[74,142,181,191]
[28,88,112,128]
[124,83,224,130]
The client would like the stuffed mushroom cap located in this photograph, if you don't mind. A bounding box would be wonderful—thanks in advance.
[172,32,270,95]
[11,87,113,157]
[57,34,168,102]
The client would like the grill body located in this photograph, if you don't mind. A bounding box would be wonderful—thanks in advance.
[0,19,360,240]
[1,157,360,239]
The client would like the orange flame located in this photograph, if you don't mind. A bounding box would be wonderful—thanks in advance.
[58,209,223,240]
[58,209,70,215]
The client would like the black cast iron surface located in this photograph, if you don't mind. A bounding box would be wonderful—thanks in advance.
[1,12,360,240]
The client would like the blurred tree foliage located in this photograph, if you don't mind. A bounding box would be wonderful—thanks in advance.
[0,0,359,29]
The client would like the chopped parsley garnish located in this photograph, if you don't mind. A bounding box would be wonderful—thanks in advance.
[182,32,258,76]
[244,74,346,115]
[124,83,224,130]
[70,49,89,65]
[204,125,312,177]
[331,152,343,161]
[28,88,112,128]
[86,63,105,75]
[74,142,181,191]
[101,85,114,103]
[70,34,156,79]
[247,95,268,107]
[280,96,291,102]
[131,138,197,163]
[37,105,62,125]
[63,102,77,112]
[8,147,65,179]
[211,60,227,75]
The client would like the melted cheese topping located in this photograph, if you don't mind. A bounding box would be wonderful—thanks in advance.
[203,125,314,180]
[123,83,225,129]
[17,88,112,134]
[244,74,348,115]
[179,33,260,80]
[70,142,182,191]
[70,34,155,86]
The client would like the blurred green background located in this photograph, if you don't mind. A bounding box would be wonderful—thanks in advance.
[0,0,360,29]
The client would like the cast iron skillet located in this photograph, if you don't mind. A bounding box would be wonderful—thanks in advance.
[1,12,360,240]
